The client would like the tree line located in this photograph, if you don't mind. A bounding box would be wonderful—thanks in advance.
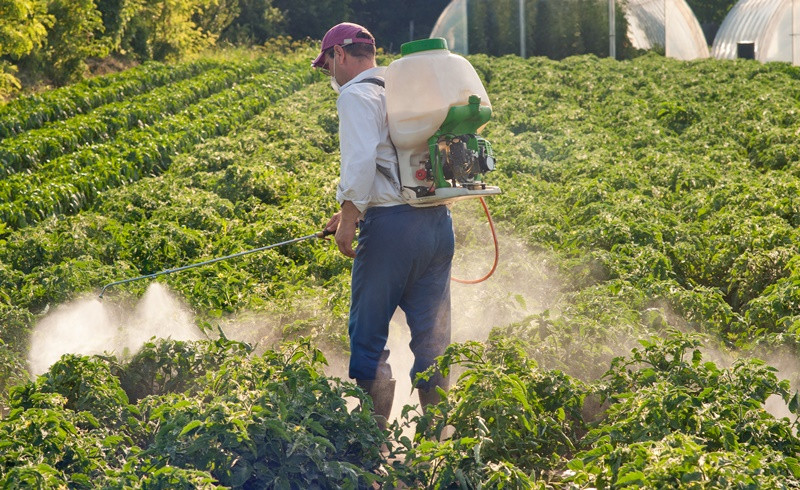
[1,0,449,98]
[685,0,737,43]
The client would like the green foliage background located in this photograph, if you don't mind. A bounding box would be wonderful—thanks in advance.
[1,42,800,486]
[0,0,452,97]
[685,0,737,30]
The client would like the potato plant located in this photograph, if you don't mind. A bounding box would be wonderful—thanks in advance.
[0,58,281,175]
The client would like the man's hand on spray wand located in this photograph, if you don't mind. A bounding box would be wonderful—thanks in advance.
[325,201,360,258]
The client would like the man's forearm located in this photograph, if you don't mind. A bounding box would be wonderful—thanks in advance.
[340,200,361,225]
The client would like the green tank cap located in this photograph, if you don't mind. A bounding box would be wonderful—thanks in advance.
[401,38,448,56]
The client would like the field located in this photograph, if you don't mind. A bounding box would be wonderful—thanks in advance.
[1,42,800,487]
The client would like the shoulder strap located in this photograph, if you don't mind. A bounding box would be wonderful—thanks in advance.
[357,77,385,88]
[354,76,402,193]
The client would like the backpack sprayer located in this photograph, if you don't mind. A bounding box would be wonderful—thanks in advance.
[385,38,501,207]
[98,38,500,297]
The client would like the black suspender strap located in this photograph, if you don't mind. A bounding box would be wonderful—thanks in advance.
[355,77,402,192]
[358,77,385,88]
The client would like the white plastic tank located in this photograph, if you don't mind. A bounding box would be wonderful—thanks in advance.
[385,38,491,151]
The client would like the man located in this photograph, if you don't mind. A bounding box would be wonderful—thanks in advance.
[312,22,454,429]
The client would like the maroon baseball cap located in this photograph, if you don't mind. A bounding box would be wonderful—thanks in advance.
[312,22,375,69]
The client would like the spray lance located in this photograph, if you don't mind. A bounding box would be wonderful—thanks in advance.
[98,216,496,299]
[98,229,333,298]
[98,213,495,298]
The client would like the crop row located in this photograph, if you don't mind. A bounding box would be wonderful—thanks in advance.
[0,59,228,139]
[0,66,313,230]
[0,58,282,177]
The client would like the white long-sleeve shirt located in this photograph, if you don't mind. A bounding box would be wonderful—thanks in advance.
[335,67,404,213]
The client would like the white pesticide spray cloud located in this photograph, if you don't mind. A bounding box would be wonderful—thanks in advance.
[448,201,562,343]
[28,282,202,375]
[703,340,800,423]
[28,298,117,376]
[123,283,200,350]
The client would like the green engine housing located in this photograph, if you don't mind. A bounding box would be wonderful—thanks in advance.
[424,95,496,192]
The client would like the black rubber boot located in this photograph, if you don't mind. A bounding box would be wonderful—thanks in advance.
[418,376,450,410]
[357,377,396,430]
[357,350,395,430]
[418,386,442,409]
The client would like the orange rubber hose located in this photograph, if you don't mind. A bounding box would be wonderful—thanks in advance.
[451,197,498,284]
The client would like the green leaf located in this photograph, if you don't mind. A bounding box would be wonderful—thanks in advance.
[616,470,646,486]
[789,392,800,415]
[178,419,203,436]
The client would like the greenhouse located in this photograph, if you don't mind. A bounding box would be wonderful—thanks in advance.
[430,0,468,55]
[430,0,709,60]
[711,0,800,65]
[625,0,709,59]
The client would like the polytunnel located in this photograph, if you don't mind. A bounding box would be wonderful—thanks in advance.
[625,0,710,60]
[430,0,468,55]
[430,0,709,60]
[711,0,800,65]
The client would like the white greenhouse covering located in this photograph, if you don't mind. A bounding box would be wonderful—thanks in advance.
[430,0,469,55]
[625,0,710,60]
[430,0,709,60]
[711,0,800,65]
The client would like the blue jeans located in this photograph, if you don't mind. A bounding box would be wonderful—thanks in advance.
[348,204,454,391]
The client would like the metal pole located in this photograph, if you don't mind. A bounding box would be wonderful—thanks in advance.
[794,0,800,66]
[609,0,616,59]
[98,230,331,298]
[464,0,469,55]
[519,0,526,57]
[664,0,669,58]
